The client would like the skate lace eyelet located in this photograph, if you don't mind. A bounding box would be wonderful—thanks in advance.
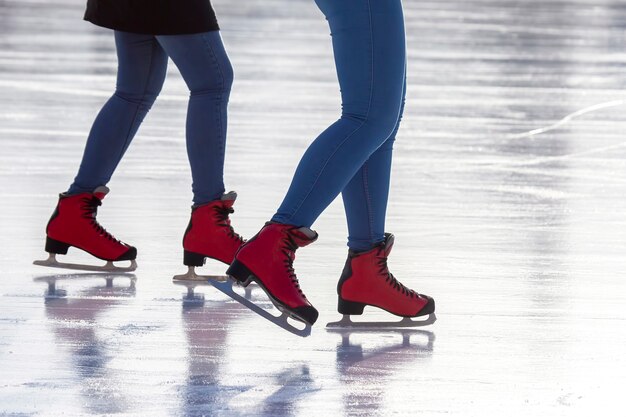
[377,254,416,298]
[281,236,306,298]
[82,197,120,243]
[214,206,244,244]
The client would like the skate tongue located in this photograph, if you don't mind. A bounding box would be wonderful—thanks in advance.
[221,191,237,201]
[291,227,318,246]
[383,233,395,256]
[92,186,110,201]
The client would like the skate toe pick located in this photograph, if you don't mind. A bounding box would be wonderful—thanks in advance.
[116,246,137,261]
[293,305,319,325]
[417,295,435,316]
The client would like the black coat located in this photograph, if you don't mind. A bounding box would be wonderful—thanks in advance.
[84,0,219,35]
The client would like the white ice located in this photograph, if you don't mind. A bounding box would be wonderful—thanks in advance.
[1,0,626,416]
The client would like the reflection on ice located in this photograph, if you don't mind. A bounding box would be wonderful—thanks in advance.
[180,299,319,416]
[43,285,136,414]
[33,273,137,299]
[1,0,626,415]
[334,330,435,415]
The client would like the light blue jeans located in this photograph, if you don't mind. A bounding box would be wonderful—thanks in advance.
[272,0,407,251]
[69,30,233,205]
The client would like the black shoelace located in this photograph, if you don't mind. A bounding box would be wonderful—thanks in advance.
[214,206,244,244]
[281,234,305,298]
[81,197,119,243]
[376,249,416,298]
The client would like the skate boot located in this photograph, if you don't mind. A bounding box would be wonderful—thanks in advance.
[327,233,435,328]
[225,222,319,333]
[173,191,245,281]
[34,186,137,272]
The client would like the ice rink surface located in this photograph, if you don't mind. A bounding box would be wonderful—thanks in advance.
[1,0,626,415]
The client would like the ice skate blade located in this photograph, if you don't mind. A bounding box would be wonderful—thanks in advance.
[33,253,137,273]
[210,279,311,337]
[172,271,253,305]
[326,313,437,329]
[172,266,229,282]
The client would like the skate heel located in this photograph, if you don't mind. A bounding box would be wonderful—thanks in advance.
[45,237,70,255]
[338,297,366,315]
[183,250,206,267]
[227,260,255,286]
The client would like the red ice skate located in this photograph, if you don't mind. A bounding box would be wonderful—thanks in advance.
[224,222,319,335]
[173,191,245,281]
[34,186,137,272]
[327,233,436,328]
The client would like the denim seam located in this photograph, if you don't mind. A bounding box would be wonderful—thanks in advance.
[114,37,158,166]
[366,0,375,121]
[362,162,375,245]
[200,32,224,149]
[200,32,225,94]
[285,0,376,223]
[198,32,227,202]
[360,0,376,237]
[284,120,367,224]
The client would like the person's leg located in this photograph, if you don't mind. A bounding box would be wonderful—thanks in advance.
[336,73,434,321]
[68,31,168,194]
[271,0,406,228]
[156,31,233,205]
[226,0,407,328]
[41,31,168,269]
[341,77,406,252]
[156,32,242,275]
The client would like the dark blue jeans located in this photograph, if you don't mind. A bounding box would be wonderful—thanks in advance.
[272,0,406,251]
[69,31,233,205]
